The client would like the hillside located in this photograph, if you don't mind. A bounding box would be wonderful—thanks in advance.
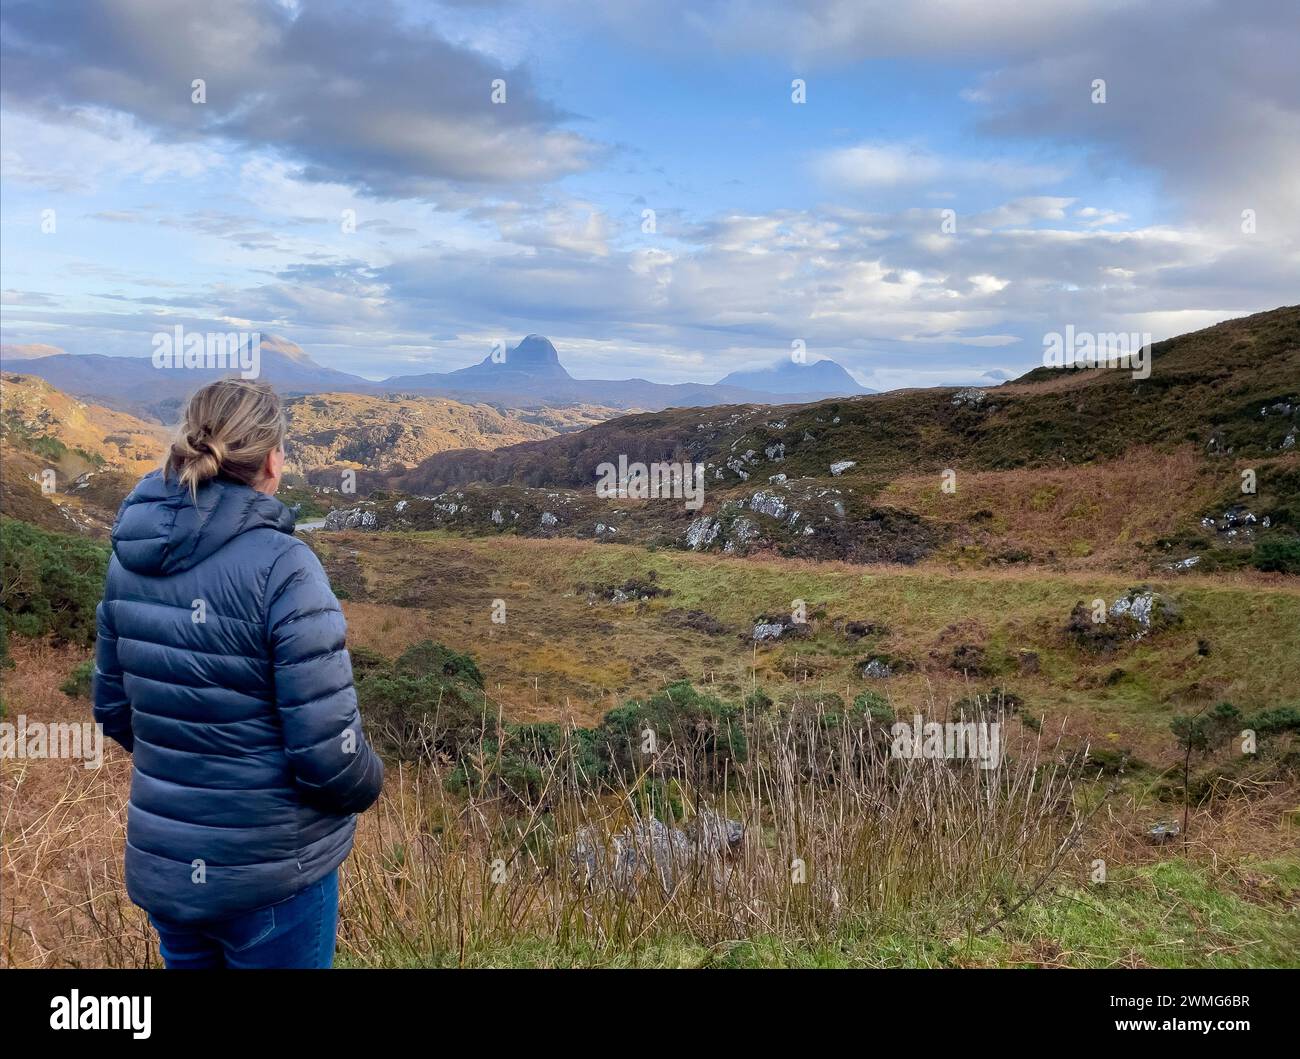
[0,373,169,533]
[0,373,630,528]
[328,307,1300,574]
[284,391,624,479]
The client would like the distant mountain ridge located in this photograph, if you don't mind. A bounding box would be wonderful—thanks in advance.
[718,357,874,396]
[2,333,876,421]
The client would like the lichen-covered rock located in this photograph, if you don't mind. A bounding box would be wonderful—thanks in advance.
[324,507,378,530]
[829,460,856,476]
[748,489,788,520]
[685,516,720,550]
[1066,586,1183,652]
[723,516,760,554]
[570,812,744,894]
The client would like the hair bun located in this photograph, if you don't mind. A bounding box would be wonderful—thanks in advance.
[187,427,214,455]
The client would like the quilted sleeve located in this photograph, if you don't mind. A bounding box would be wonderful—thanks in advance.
[265,542,384,815]
[92,592,134,752]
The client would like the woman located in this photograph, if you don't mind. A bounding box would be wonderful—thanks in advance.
[92,378,384,969]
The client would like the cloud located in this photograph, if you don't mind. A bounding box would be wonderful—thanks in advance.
[814,143,1069,191]
[0,0,598,197]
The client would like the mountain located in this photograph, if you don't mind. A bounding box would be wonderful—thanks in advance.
[362,306,1300,569]
[717,357,874,398]
[282,391,622,480]
[7,331,867,418]
[449,334,572,381]
[1,334,369,422]
[383,334,789,409]
[0,343,64,360]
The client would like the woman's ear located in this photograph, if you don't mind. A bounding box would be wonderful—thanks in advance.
[257,446,285,495]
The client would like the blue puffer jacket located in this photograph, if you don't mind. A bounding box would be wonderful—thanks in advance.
[93,470,384,924]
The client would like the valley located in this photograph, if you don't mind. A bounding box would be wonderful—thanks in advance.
[1,306,1297,969]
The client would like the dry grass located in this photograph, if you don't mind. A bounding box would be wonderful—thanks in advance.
[320,531,1300,753]
[879,447,1219,569]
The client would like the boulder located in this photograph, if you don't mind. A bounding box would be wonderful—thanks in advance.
[570,811,745,894]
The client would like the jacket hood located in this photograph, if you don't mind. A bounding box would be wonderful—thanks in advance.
[111,470,296,576]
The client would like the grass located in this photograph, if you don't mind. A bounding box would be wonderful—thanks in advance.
[3,627,1296,969]
[337,857,1300,969]
[322,531,1300,757]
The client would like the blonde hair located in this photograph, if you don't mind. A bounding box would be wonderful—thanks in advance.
[166,379,286,498]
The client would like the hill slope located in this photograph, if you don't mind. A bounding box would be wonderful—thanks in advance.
[331,307,1300,573]
[284,391,623,479]
[391,306,1299,494]
[0,373,169,533]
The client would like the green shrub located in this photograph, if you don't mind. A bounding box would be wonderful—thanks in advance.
[851,690,896,725]
[1171,702,1242,755]
[1252,535,1300,574]
[0,518,109,662]
[61,659,94,698]
[355,639,490,760]
[599,680,748,781]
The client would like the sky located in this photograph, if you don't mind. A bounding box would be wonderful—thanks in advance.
[1,0,1297,388]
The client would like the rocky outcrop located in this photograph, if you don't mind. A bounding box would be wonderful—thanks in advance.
[569,809,745,894]
[1066,586,1184,652]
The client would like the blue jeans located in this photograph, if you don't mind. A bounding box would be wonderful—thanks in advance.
[149,870,339,969]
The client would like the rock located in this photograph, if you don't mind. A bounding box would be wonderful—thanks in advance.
[1146,822,1181,845]
[750,611,812,642]
[684,516,720,550]
[748,489,788,520]
[722,516,759,554]
[687,809,745,854]
[1201,504,1259,539]
[324,507,378,530]
[1066,586,1183,652]
[540,511,559,527]
[570,812,745,894]
[951,388,987,407]
[862,658,893,679]
[829,460,856,477]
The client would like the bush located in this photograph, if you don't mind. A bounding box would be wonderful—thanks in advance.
[61,659,94,698]
[0,518,109,662]
[1171,702,1241,755]
[1252,535,1300,574]
[356,639,490,760]
[851,690,896,725]
[599,680,747,782]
